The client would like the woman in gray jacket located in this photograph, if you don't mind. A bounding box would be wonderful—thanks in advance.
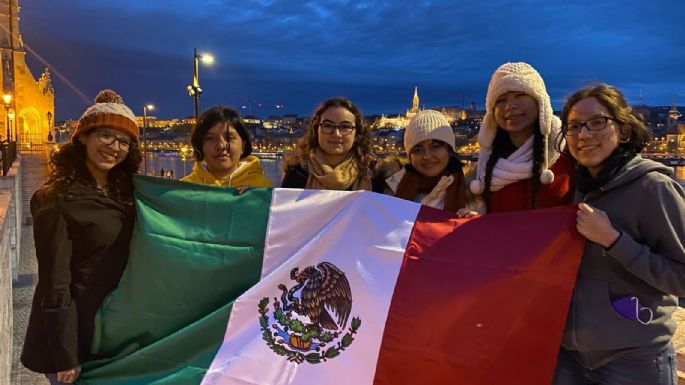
[553,83,684,384]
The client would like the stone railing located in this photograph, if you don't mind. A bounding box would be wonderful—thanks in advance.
[0,157,22,384]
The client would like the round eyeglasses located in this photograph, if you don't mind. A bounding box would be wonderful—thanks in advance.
[96,130,132,152]
[319,122,355,136]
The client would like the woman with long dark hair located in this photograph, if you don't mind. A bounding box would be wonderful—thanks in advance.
[281,97,374,190]
[21,90,142,384]
[469,62,575,212]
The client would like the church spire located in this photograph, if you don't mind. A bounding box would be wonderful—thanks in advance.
[412,86,419,110]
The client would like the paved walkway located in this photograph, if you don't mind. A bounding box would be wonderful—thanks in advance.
[11,223,47,384]
[11,153,49,384]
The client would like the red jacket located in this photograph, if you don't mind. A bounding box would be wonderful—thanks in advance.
[489,152,576,212]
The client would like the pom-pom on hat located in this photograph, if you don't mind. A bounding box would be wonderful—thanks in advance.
[469,62,562,194]
[73,89,139,142]
[404,110,455,153]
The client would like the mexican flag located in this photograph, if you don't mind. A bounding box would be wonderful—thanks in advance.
[78,176,584,385]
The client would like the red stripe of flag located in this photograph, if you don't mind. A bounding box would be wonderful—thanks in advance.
[374,206,584,385]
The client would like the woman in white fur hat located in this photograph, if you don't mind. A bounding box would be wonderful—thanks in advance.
[469,62,575,213]
[380,110,469,212]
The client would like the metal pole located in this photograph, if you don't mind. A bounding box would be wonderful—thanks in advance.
[193,48,200,121]
[143,106,147,174]
[4,106,8,142]
[8,0,15,128]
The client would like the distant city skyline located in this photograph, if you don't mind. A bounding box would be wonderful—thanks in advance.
[20,0,685,121]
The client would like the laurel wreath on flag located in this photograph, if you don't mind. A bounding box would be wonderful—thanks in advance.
[258,297,362,364]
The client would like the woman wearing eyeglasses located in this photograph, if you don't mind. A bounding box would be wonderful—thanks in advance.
[21,90,142,384]
[469,62,575,212]
[552,84,684,384]
[181,106,272,188]
[380,110,470,212]
[281,97,374,190]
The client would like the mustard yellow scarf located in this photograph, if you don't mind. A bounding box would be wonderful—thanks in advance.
[305,147,371,191]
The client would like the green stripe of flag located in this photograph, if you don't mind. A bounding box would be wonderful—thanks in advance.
[79,176,272,384]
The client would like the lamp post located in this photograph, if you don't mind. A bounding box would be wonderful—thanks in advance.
[187,48,214,122]
[143,104,154,174]
[180,144,192,177]
[3,94,11,142]
[46,111,53,142]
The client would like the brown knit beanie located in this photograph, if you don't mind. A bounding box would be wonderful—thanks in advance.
[72,89,139,142]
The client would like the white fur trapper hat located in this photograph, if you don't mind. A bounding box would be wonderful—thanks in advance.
[469,62,562,194]
[404,110,455,153]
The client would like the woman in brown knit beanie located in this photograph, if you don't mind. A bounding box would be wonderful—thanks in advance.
[20,89,142,384]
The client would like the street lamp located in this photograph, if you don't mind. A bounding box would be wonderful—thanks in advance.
[143,104,154,174]
[187,48,214,122]
[46,111,53,142]
[3,94,11,142]
[180,144,192,177]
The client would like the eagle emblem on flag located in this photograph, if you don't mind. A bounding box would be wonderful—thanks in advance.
[258,262,362,364]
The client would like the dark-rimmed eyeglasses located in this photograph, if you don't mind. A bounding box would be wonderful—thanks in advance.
[319,122,355,135]
[96,130,132,152]
[562,117,618,136]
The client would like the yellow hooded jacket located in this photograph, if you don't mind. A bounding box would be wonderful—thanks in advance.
[180,155,273,188]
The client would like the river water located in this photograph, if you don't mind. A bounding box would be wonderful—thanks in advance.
[145,152,685,187]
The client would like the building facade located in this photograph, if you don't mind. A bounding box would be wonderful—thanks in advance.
[0,0,55,151]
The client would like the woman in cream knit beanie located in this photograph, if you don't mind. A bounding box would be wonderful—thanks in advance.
[380,110,469,212]
[469,62,575,212]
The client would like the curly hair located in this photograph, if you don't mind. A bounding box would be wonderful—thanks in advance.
[45,137,142,211]
[559,83,650,153]
[282,97,374,174]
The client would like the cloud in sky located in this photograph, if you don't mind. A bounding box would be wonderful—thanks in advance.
[20,0,685,120]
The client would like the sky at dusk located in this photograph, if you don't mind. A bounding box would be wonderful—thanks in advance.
[19,0,685,121]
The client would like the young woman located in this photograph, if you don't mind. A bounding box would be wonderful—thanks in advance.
[281,97,374,190]
[21,90,142,384]
[469,62,575,212]
[181,106,272,188]
[380,109,469,212]
[553,84,684,384]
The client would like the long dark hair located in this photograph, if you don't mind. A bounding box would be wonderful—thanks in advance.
[46,138,142,210]
[282,97,374,174]
[482,126,544,210]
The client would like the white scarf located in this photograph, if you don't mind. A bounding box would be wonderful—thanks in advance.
[486,135,534,192]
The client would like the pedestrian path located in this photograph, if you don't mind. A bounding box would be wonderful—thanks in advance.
[11,223,47,384]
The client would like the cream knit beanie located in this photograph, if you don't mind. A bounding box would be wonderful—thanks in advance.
[404,110,455,153]
[469,62,562,194]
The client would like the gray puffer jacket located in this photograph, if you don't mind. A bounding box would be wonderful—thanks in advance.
[562,156,685,367]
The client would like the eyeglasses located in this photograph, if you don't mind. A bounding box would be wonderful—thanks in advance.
[96,130,132,152]
[319,122,355,135]
[563,117,618,136]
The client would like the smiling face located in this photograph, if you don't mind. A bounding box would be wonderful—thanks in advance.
[317,106,356,166]
[202,122,244,179]
[566,97,623,177]
[409,140,451,177]
[79,128,132,182]
[494,91,539,146]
